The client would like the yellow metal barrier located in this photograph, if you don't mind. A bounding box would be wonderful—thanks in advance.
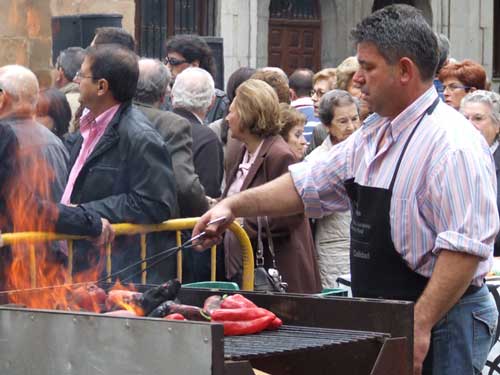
[0,218,255,291]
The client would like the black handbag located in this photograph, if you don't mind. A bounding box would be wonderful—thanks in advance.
[253,216,287,292]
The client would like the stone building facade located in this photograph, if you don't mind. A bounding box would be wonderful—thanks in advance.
[0,0,498,91]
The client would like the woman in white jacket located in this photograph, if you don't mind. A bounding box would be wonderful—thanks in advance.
[306,90,361,288]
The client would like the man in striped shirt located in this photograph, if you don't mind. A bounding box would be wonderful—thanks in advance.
[193,5,499,375]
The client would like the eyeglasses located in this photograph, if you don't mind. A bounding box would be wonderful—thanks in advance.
[443,83,470,92]
[164,56,188,66]
[73,70,95,81]
[310,89,326,98]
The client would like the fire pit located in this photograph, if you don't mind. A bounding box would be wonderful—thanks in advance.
[0,286,413,375]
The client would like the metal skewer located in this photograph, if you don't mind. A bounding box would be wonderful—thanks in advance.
[184,216,227,246]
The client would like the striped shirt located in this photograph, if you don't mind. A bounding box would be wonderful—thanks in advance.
[290,86,499,285]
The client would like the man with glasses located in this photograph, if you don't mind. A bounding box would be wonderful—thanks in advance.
[164,34,229,124]
[65,44,177,283]
[307,68,337,154]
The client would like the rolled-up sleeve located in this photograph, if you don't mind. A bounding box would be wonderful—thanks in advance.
[289,140,352,219]
[423,147,499,259]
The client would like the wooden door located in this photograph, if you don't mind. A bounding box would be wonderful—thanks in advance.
[268,0,321,75]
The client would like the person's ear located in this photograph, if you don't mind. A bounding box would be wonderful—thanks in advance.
[96,78,109,96]
[398,57,414,85]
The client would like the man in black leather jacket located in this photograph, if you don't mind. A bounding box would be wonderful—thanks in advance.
[64,44,177,283]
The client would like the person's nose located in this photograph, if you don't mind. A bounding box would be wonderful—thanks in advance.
[352,69,364,85]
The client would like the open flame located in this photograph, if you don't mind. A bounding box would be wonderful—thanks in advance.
[1,134,135,311]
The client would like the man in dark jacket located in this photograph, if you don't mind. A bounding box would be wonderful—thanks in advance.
[134,58,209,217]
[171,67,224,282]
[171,67,223,198]
[64,44,177,283]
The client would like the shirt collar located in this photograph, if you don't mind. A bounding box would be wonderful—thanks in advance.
[80,104,120,138]
[361,85,438,141]
[490,139,499,154]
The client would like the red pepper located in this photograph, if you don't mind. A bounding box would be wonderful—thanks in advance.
[221,294,257,309]
[164,313,186,321]
[267,317,283,330]
[211,308,275,322]
[221,315,275,336]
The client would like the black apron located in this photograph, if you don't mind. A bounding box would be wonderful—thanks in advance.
[344,98,440,301]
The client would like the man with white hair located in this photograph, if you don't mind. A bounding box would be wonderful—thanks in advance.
[134,58,209,217]
[0,65,68,201]
[171,67,223,198]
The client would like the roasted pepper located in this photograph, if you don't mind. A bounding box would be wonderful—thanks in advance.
[164,313,186,321]
[203,295,222,315]
[220,315,275,336]
[211,307,275,322]
[220,294,257,309]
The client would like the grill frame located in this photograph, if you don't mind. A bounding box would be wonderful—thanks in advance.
[0,286,413,375]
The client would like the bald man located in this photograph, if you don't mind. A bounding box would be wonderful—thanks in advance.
[0,65,68,201]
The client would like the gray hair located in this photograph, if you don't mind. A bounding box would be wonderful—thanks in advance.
[56,47,85,81]
[461,90,500,126]
[318,89,359,126]
[436,33,450,72]
[135,58,171,105]
[171,67,214,113]
[351,4,438,81]
[0,65,39,113]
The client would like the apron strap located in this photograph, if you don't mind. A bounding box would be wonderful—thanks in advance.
[389,97,440,191]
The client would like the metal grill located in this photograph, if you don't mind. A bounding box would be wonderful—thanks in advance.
[225,325,388,360]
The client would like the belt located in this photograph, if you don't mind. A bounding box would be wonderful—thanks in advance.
[463,284,481,297]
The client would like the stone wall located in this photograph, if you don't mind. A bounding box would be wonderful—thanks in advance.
[50,0,135,35]
[0,0,53,87]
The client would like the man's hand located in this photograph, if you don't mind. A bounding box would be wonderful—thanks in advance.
[192,202,235,251]
[413,317,432,374]
[94,218,115,246]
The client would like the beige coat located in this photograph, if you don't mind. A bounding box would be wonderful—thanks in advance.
[306,136,351,288]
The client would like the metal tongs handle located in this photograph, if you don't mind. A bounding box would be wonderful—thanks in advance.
[182,216,226,249]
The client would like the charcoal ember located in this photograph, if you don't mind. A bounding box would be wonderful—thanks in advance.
[139,279,181,316]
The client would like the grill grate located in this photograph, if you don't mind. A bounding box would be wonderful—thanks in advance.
[224,325,388,360]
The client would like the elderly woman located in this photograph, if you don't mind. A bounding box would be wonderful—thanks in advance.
[306,90,361,288]
[438,59,487,110]
[223,79,321,293]
[460,90,500,255]
[279,103,308,161]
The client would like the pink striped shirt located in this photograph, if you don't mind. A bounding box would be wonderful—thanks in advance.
[290,86,499,285]
[61,105,120,204]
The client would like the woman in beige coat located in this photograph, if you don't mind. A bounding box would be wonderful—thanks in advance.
[306,90,361,288]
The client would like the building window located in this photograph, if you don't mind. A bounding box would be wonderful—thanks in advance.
[135,0,216,59]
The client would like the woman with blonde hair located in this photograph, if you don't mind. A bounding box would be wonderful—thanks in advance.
[222,79,321,293]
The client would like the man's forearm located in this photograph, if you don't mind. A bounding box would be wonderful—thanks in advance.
[225,173,304,218]
[415,249,481,330]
